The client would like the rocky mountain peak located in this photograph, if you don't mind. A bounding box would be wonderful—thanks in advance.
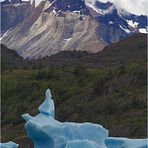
[1,0,148,59]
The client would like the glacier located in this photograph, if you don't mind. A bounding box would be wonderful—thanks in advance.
[20,89,148,148]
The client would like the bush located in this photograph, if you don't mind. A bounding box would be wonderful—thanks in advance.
[93,76,108,95]
[73,66,87,78]
[117,64,127,76]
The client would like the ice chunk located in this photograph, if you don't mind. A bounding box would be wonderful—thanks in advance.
[65,140,99,148]
[26,119,107,147]
[22,113,34,122]
[22,89,108,148]
[38,89,55,118]
[0,141,19,148]
[22,113,108,148]
[105,137,148,148]
[22,89,148,148]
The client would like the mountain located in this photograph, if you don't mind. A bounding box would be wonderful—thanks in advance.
[1,34,147,147]
[1,0,147,59]
[86,0,147,43]
[1,0,106,59]
[1,0,21,5]
[1,0,34,34]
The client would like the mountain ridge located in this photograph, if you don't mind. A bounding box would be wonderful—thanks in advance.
[1,0,147,59]
[2,33,147,69]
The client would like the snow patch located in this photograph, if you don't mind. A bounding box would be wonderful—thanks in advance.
[85,2,104,14]
[119,25,131,33]
[109,21,114,25]
[127,20,139,28]
[53,9,56,14]
[63,38,72,44]
[0,29,10,41]
[139,28,148,34]
[73,10,81,13]
[23,0,50,7]
[22,0,45,7]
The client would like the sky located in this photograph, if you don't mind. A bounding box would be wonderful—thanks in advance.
[85,0,148,16]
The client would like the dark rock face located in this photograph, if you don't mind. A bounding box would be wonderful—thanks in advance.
[95,1,113,10]
[49,0,86,11]
[48,0,90,15]
[1,2,32,33]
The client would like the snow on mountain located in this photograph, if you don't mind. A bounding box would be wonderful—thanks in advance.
[1,0,106,59]
[85,0,148,16]
[1,0,147,59]
[85,0,148,35]
[85,0,104,15]
[139,28,148,34]
[85,0,113,15]
[119,25,130,34]
[23,0,46,7]
[0,29,10,41]
[126,20,139,28]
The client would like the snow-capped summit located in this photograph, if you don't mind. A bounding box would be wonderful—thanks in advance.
[84,0,147,43]
[1,0,148,59]
[86,0,147,34]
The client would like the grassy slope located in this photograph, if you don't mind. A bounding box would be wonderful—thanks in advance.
[1,34,147,147]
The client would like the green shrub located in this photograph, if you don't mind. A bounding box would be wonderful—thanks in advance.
[93,76,108,95]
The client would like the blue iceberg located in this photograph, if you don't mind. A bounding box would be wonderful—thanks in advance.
[22,89,148,148]
[65,140,99,148]
[0,141,19,148]
[105,137,148,148]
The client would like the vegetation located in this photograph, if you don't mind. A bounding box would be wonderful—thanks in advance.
[2,61,147,142]
[1,34,147,147]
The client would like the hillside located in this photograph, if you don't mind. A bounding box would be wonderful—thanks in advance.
[33,33,147,68]
[1,33,147,147]
[2,33,147,69]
